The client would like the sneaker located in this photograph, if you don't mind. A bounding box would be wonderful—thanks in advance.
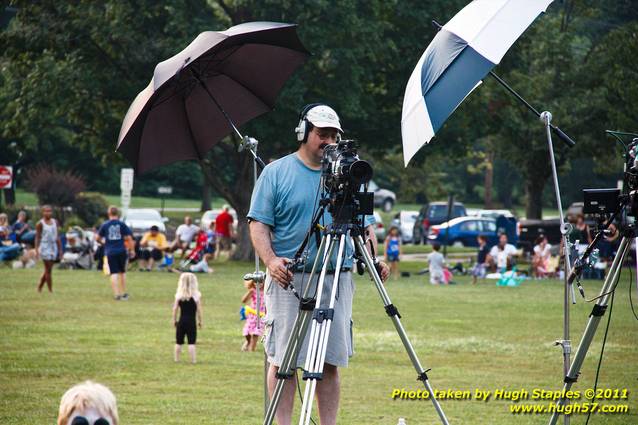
[121,293,129,301]
[114,295,122,301]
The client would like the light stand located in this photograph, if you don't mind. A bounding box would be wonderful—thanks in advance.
[548,229,632,425]
[540,111,576,425]
[237,136,268,414]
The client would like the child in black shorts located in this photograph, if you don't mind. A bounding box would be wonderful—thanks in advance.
[172,273,203,363]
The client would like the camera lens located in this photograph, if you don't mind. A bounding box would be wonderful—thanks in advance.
[348,160,373,184]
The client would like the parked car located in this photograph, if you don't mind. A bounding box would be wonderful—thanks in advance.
[428,216,518,247]
[369,180,396,212]
[391,210,419,244]
[372,211,386,242]
[200,208,238,234]
[413,202,467,244]
[123,209,168,238]
[475,209,516,219]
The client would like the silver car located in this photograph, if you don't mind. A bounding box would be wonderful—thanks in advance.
[391,210,419,244]
[369,180,396,212]
[123,209,168,238]
[372,211,386,242]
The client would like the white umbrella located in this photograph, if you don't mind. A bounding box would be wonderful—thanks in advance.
[401,0,554,166]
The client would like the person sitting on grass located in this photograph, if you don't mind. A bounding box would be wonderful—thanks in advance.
[487,233,517,273]
[172,272,203,364]
[532,235,552,278]
[428,243,446,285]
[57,380,119,425]
[384,226,402,281]
[205,221,217,261]
[471,235,489,284]
[139,225,168,271]
[0,218,22,263]
[12,210,35,245]
[172,216,199,259]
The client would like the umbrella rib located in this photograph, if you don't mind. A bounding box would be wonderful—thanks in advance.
[198,51,275,109]
[183,104,204,160]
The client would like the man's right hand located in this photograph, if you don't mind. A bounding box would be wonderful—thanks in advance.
[267,257,293,288]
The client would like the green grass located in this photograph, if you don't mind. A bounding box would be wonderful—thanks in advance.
[1,261,636,424]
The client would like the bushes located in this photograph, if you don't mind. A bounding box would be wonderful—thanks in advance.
[27,165,86,226]
[73,192,108,227]
[27,165,85,206]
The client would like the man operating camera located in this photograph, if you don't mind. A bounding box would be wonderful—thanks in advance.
[248,103,389,425]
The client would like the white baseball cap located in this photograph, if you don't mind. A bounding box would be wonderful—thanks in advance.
[305,105,343,133]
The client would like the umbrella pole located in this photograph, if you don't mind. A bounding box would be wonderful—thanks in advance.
[430,20,576,149]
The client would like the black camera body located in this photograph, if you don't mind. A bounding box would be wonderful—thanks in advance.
[321,140,374,225]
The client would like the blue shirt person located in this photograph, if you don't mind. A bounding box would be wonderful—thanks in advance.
[96,206,134,301]
[98,218,132,256]
[248,153,375,271]
[247,104,389,425]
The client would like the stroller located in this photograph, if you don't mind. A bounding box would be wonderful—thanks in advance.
[59,226,94,270]
[179,230,208,271]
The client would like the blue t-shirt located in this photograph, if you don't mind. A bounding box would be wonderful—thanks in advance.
[248,153,374,269]
[98,219,132,256]
[386,236,400,255]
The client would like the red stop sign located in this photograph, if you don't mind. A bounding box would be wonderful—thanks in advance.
[0,166,13,189]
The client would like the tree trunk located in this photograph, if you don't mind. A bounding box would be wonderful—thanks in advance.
[198,139,256,261]
[232,216,254,263]
[525,176,545,219]
[496,160,516,209]
[200,177,211,212]
[484,151,494,208]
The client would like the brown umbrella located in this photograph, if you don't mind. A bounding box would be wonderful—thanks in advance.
[116,21,309,173]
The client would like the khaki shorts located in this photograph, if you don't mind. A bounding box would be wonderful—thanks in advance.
[264,271,355,368]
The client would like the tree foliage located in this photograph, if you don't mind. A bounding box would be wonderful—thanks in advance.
[1,0,637,245]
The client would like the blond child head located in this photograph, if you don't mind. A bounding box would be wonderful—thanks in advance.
[57,380,118,425]
[176,272,201,301]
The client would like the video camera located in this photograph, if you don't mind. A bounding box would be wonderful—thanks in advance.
[583,134,638,218]
[321,139,374,225]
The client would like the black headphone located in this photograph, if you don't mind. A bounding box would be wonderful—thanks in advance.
[295,103,326,143]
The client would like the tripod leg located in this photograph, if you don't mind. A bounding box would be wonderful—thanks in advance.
[263,235,333,425]
[548,236,631,425]
[354,235,451,425]
[299,233,348,425]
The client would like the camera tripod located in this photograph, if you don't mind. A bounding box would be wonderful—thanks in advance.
[548,223,633,425]
[263,222,450,425]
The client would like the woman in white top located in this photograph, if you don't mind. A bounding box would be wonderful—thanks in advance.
[35,205,61,292]
[532,235,551,278]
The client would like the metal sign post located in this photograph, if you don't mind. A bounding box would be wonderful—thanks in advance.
[120,168,134,217]
[157,186,173,216]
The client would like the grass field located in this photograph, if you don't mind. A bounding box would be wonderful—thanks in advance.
[13,189,220,211]
[1,260,636,424]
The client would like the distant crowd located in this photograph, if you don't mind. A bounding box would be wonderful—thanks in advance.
[0,204,237,289]
[382,212,621,286]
